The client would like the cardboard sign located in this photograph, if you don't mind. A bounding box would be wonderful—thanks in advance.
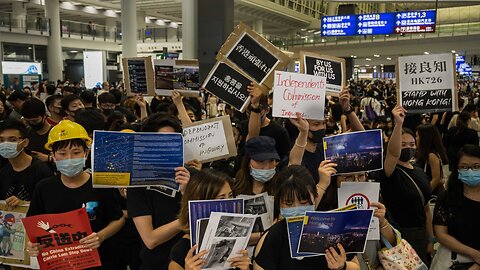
[92,131,184,189]
[154,59,200,97]
[202,62,252,112]
[397,53,457,114]
[272,71,327,120]
[300,52,345,96]
[22,208,101,270]
[0,203,30,267]
[183,116,237,163]
[122,56,155,96]
[216,22,291,91]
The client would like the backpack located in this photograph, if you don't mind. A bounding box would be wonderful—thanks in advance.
[365,98,378,121]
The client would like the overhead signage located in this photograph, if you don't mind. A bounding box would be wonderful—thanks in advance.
[394,10,436,34]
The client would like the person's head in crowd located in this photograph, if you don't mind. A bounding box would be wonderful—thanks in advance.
[45,95,64,121]
[46,84,56,96]
[448,144,480,203]
[97,92,117,118]
[456,111,472,133]
[306,118,327,144]
[169,102,197,123]
[23,86,32,98]
[366,89,375,98]
[109,89,122,105]
[178,169,233,228]
[62,86,75,96]
[73,81,81,89]
[416,123,448,165]
[462,103,478,119]
[234,136,279,195]
[267,90,273,107]
[21,98,50,132]
[374,116,387,130]
[250,94,270,126]
[0,119,29,160]
[274,165,317,219]
[329,103,343,122]
[74,109,105,137]
[102,81,110,91]
[361,120,372,130]
[45,120,91,178]
[154,101,171,114]
[6,91,28,112]
[79,91,96,108]
[61,94,84,121]
[141,112,182,133]
[386,118,393,131]
[0,99,8,121]
[231,122,243,147]
[105,111,127,131]
[399,127,416,163]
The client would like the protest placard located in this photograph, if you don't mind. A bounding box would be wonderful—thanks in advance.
[338,182,381,240]
[154,59,200,97]
[202,62,252,112]
[300,52,345,96]
[183,116,237,163]
[22,208,101,270]
[272,71,327,120]
[298,210,373,255]
[239,193,274,233]
[397,53,457,114]
[217,23,291,89]
[92,131,183,189]
[323,129,383,174]
[122,56,155,96]
[0,203,30,266]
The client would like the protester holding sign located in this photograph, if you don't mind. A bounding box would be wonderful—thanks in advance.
[168,169,250,270]
[381,105,434,264]
[26,120,125,268]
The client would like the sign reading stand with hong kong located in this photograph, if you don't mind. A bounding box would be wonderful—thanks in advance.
[272,71,326,120]
[397,53,457,114]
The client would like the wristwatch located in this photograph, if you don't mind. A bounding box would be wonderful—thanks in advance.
[250,105,262,113]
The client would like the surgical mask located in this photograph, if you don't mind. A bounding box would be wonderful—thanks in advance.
[0,142,22,159]
[55,157,86,177]
[280,205,315,219]
[250,167,276,183]
[458,169,480,187]
[399,148,416,162]
[309,129,326,143]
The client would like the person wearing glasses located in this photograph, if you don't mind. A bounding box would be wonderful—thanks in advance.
[0,119,52,207]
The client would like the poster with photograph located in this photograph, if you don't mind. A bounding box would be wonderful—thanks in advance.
[196,218,209,252]
[22,208,101,270]
[298,210,374,255]
[122,56,155,96]
[199,212,256,270]
[272,71,327,120]
[323,129,383,174]
[188,199,244,248]
[239,193,274,233]
[397,53,457,114]
[92,131,184,189]
[154,59,200,97]
[0,203,29,266]
[338,182,381,240]
[286,216,320,259]
[300,52,346,96]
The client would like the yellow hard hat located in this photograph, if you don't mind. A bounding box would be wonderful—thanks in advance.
[45,120,92,151]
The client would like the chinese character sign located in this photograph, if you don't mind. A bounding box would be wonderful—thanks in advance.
[397,53,456,114]
[22,208,101,270]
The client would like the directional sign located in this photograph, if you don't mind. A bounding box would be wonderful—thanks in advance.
[321,15,357,36]
[394,10,436,34]
[357,12,395,35]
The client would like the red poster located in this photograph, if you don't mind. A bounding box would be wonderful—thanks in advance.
[22,208,101,270]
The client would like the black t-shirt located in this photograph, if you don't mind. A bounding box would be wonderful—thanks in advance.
[169,237,190,268]
[27,175,123,268]
[433,192,480,250]
[0,158,53,201]
[254,219,354,269]
[302,144,325,183]
[26,127,51,155]
[127,187,184,270]
[380,165,432,228]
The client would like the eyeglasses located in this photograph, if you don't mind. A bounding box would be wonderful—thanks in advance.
[458,165,480,171]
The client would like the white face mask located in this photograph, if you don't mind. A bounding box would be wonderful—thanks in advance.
[0,142,23,159]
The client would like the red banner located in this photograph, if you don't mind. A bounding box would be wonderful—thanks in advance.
[22,208,101,270]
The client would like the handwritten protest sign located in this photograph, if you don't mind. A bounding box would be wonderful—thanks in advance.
[22,208,101,270]
[397,53,457,114]
[122,56,155,96]
[0,203,30,266]
[183,116,237,163]
[272,71,326,120]
[300,52,345,96]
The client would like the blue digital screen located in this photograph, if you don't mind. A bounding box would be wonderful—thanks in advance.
[456,55,472,76]
[320,10,436,36]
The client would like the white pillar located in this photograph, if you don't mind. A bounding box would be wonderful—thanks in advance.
[327,3,338,16]
[378,3,387,13]
[45,0,63,82]
[12,1,27,29]
[182,0,197,59]
[121,0,137,58]
[252,20,263,35]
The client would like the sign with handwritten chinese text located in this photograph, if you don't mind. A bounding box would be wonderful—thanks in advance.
[183,116,237,163]
[22,208,101,270]
[272,71,326,120]
[300,52,345,96]
[397,53,457,114]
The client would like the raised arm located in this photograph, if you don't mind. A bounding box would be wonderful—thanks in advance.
[339,87,364,132]
[172,90,193,126]
[133,216,183,250]
[246,83,263,142]
[384,105,407,177]
[288,112,309,166]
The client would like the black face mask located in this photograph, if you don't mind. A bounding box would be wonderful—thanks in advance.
[399,148,416,162]
[102,109,113,117]
[30,120,45,131]
[309,129,326,143]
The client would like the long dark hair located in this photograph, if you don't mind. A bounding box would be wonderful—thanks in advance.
[446,144,480,206]
[233,155,276,196]
[456,111,471,133]
[416,123,448,165]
